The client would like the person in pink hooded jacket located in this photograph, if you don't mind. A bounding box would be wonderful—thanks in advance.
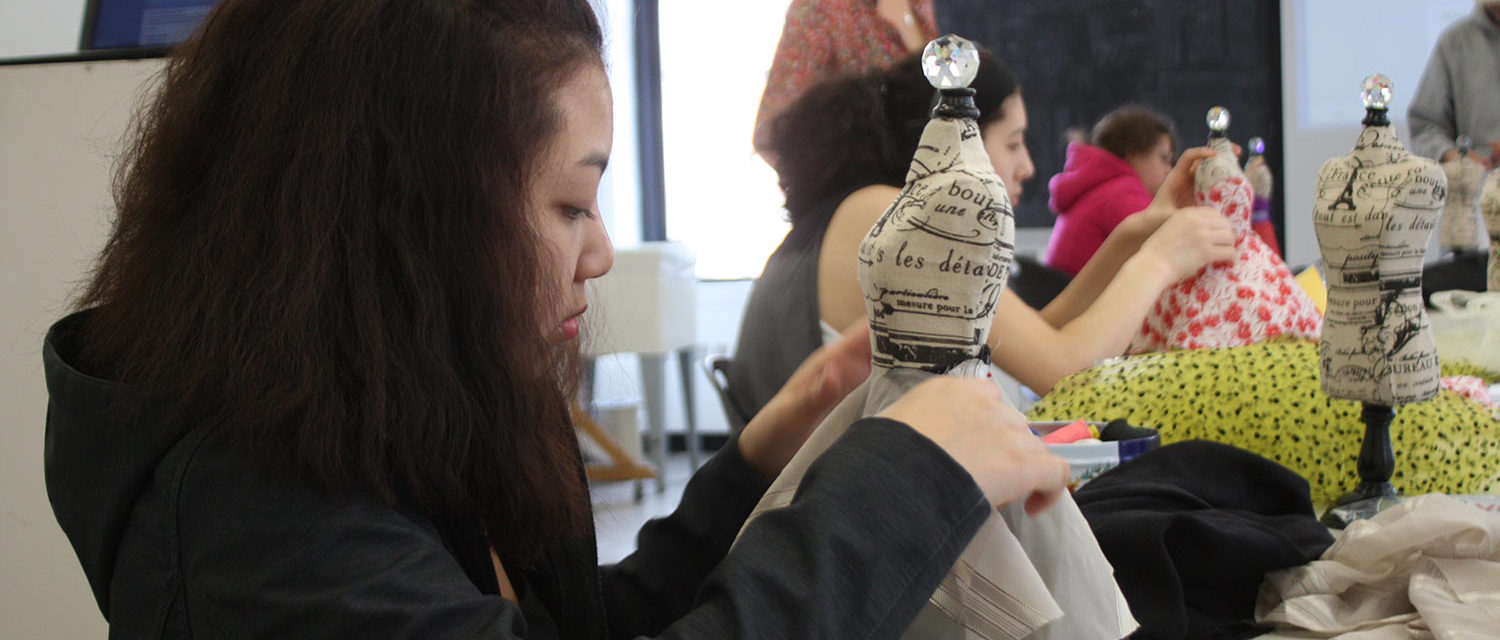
[1044,106,1177,276]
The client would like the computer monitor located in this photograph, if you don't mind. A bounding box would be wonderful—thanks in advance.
[80,0,222,52]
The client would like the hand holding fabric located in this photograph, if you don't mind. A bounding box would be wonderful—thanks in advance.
[1135,206,1237,283]
[878,377,1070,515]
[1148,147,1218,212]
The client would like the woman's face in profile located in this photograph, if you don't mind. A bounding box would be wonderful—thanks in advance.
[532,64,615,343]
[981,93,1036,203]
[1130,134,1176,196]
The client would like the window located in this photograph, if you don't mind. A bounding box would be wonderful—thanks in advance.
[658,0,792,280]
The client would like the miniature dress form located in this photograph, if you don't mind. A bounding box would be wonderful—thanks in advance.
[1482,170,1500,290]
[1439,135,1485,254]
[740,37,1135,640]
[1313,75,1443,407]
[1244,136,1283,255]
[1130,108,1321,353]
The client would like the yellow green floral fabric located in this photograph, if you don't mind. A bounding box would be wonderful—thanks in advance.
[1026,340,1500,505]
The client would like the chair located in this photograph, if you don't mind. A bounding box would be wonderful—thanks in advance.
[1009,254,1074,310]
[584,242,699,490]
[701,354,750,435]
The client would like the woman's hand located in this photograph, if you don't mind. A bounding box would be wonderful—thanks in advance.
[737,322,873,480]
[1135,206,1236,282]
[1114,146,1223,248]
[878,378,1070,514]
[1150,146,1218,212]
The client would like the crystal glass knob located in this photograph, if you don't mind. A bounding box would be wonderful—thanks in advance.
[1249,136,1265,155]
[922,35,979,89]
[1361,74,1393,110]
[1207,106,1230,133]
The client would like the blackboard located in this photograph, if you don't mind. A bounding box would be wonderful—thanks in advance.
[936,0,1283,243]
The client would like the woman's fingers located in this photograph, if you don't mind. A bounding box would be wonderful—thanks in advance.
[1158,147,1217,208]
[788,322,871,420]
[1022,457,1073,515]
[880,378,1070,512]
[737,322,873,479]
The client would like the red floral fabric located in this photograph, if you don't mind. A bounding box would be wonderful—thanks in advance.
[1131,173,1322,353]
[754,0,937,152]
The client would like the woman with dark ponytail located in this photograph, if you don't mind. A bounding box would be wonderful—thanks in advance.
[42,1,1073,637]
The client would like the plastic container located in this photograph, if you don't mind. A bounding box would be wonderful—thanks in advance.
[1030,420,1160,489]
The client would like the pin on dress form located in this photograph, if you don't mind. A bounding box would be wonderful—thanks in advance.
[1128,106,1320,353]
[744,35,1138,640]
[1440,134,1485,255]
[1312,74,1445,528]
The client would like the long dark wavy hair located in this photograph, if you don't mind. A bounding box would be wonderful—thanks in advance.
[766,49,1020,221]
[75,0,602,565]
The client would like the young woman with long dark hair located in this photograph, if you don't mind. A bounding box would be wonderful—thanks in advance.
[42,1,1069,637]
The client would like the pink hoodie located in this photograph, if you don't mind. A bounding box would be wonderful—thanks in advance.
[1043,142,1153,276]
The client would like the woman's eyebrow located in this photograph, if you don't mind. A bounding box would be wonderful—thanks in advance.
[579,152,609,173]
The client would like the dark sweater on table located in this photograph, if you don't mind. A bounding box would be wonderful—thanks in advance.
[43,311,989,639]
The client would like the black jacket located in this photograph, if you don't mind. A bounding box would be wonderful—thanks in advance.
[43,312,990,639]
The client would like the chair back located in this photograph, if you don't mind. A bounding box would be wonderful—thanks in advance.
[701,354,750,434]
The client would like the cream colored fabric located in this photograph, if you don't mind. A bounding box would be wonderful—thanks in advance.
[1246,153,1274,200]
[744,368,1136,640]
[1440,152,1485,252]
[1312,124,1445,406]
[1255,494,1500,639]
[856,116,1012,372]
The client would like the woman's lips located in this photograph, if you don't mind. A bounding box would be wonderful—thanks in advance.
[558,316,580,340]
[556,305,586,341]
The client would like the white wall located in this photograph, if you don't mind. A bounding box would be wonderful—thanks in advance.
[0,0,85,59]
[0,57,162,639]
[0,0,645,247]
[1279,0,1474,268]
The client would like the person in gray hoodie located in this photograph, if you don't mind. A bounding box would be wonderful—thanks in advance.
[1407,0,1500,170]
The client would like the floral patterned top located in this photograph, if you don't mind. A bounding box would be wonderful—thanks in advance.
[753,0,937,154]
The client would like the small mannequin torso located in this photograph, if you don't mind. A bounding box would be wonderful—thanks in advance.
[1245,154,1273,201]
[1481,170,1500,289]
[856,116,1013,372]
[1313,124,1444,405]
[1129,136,1321,352]
[1439,150,1484,252]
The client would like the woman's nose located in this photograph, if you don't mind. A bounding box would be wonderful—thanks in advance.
[578,216,614,282]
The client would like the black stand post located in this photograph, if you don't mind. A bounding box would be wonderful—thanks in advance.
[1320,402,1401,528]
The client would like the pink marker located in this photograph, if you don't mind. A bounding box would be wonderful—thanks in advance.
[1041,420,1099,445]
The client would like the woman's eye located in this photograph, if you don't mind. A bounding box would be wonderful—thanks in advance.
[563,206,594,220]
